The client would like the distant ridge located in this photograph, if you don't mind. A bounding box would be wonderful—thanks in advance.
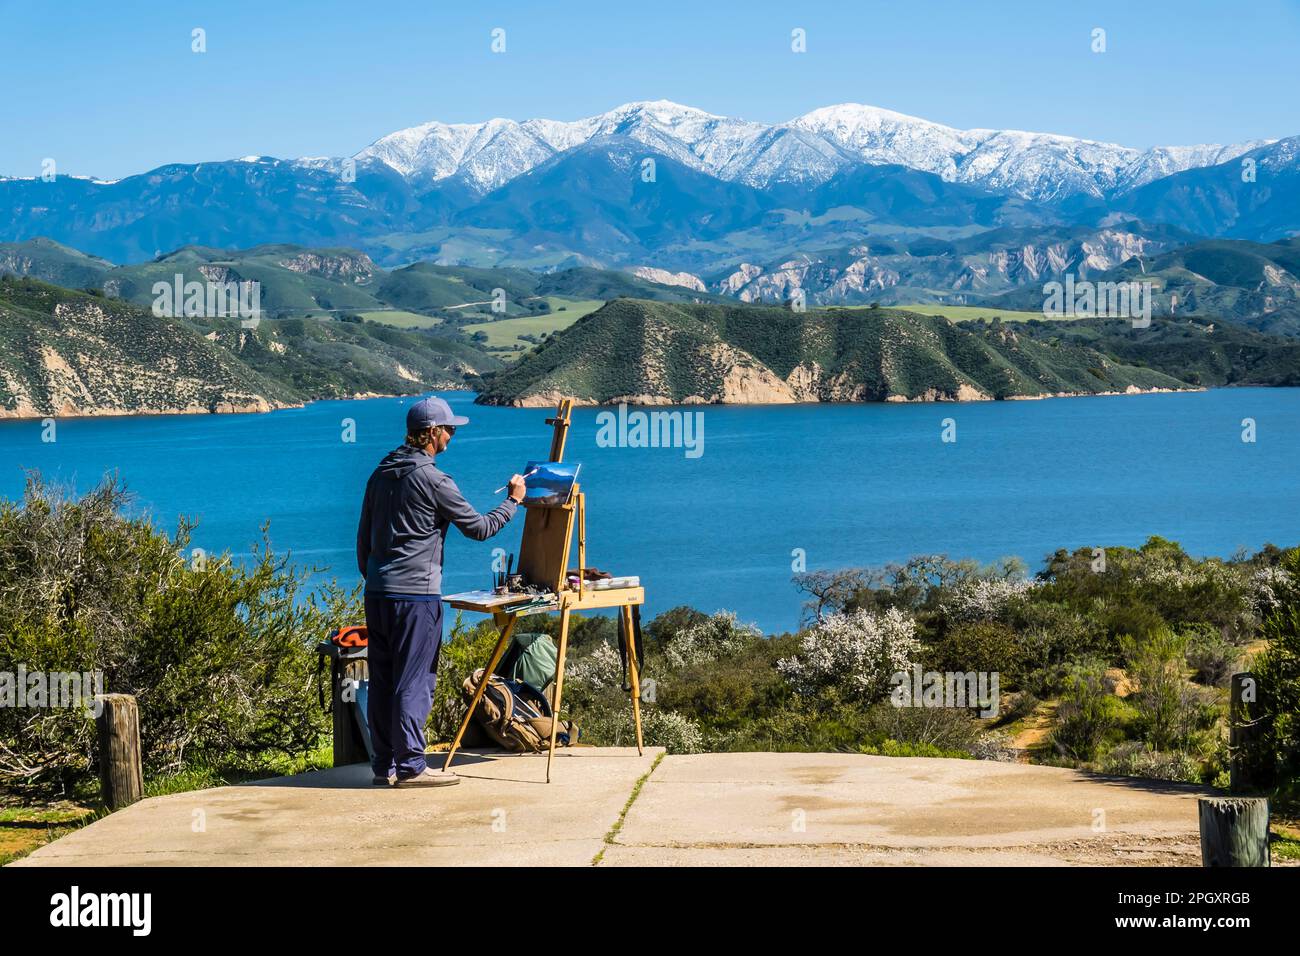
[476,299,1300,406]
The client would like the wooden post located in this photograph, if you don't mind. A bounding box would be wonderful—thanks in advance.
[1229,672,1267,792]
[95,694,144,811]
[1199,797,1270,867]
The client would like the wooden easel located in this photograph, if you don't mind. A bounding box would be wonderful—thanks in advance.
[443,399,645,782]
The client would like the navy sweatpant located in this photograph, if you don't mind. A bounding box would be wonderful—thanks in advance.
[365,594,444,778]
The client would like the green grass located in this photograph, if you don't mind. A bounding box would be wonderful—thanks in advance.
[0,804,103,866]
[356,309,444,328]
[464,298,600,351]
[592,751,664,865]
[880,303,1051,323]
[1273,832,1300,862]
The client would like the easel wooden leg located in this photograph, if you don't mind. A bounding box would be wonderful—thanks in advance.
[443,614,518,772]
[622,605,644,755]
[545,607,572,783]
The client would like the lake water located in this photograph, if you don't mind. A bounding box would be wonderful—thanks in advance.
[2,388,1298,634]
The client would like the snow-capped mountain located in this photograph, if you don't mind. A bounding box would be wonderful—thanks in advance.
[354,100,768,193]
[349,100,1271,202]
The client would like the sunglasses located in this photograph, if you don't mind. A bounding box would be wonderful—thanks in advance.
[441,424,456,436]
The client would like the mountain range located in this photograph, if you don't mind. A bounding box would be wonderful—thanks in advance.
[6,230,1300,344]
[3,101,1296,271]
[353,101,1267,201]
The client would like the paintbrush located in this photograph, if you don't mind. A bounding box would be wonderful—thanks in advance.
[495,467,539,494]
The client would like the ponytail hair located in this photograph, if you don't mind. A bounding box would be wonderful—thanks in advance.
[406,425,438,448]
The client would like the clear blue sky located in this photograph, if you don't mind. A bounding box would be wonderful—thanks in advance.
[3,0,1299,180]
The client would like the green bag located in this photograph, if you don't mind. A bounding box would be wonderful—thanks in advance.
[504,631,558,690]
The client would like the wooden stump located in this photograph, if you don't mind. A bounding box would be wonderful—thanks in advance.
[1198,797,1270,867]
[95,694,144,810]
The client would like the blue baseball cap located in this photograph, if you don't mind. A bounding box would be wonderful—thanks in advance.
[406,396,469,433]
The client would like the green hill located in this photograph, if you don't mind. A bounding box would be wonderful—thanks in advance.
[0,239,725,360]
[0,238,115,289]
[988,237,1300,337]
[189,313,501,400]
[101,244,386,316]
[0,276,500,418]
[477,299,1300,406]
[1002,314,1300,388]
[0,237,717,320]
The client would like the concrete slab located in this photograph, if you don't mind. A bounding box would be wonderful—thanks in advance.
[608,753,1210,866]
[16,748,662,867]
[14,750,1218,867]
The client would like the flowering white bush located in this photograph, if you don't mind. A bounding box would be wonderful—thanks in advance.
[1251,565,1295,614]
[776,607,921,700]
[940,577,1036,623]
[662,611,761,670]
[1137,559,1254,622]
[567,641,624,690]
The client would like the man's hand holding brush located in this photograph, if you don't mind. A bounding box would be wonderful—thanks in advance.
[499,472,529,503]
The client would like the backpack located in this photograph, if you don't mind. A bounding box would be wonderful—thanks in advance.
[461,668,578,752]
[498,631,558,695]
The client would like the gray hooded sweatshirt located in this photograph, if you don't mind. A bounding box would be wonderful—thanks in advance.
[357,445,517,596]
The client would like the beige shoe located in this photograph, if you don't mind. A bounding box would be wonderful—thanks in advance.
[396,767,461,788]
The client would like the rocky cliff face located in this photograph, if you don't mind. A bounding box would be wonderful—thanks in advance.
[276,250,378,284]
[627,266,707,293]
[713,229,1176,305]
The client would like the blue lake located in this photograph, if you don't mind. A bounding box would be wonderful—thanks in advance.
[2,388,1298,634]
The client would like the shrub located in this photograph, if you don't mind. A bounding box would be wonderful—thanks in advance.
[938,577,1036,625]
[1252,564,1296,617]
[1000,690,1040,724]
[566,641,624,691]
[645,605,709,648]
[1099,599,1167,648]
[970,729,1018,762]
[660,611,760,670]
[1185,627,1240,687]
[1252,550,1300,785]
[928,620,1024,683]
[777,607,921,701]
[1050,657,1120,762]
[1100,742,1201,783]
[0,475,349,793]
[1123,628,1202,751]
[579,705,704,753]
[861,700,979,752]
[1010,602,1098,669]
